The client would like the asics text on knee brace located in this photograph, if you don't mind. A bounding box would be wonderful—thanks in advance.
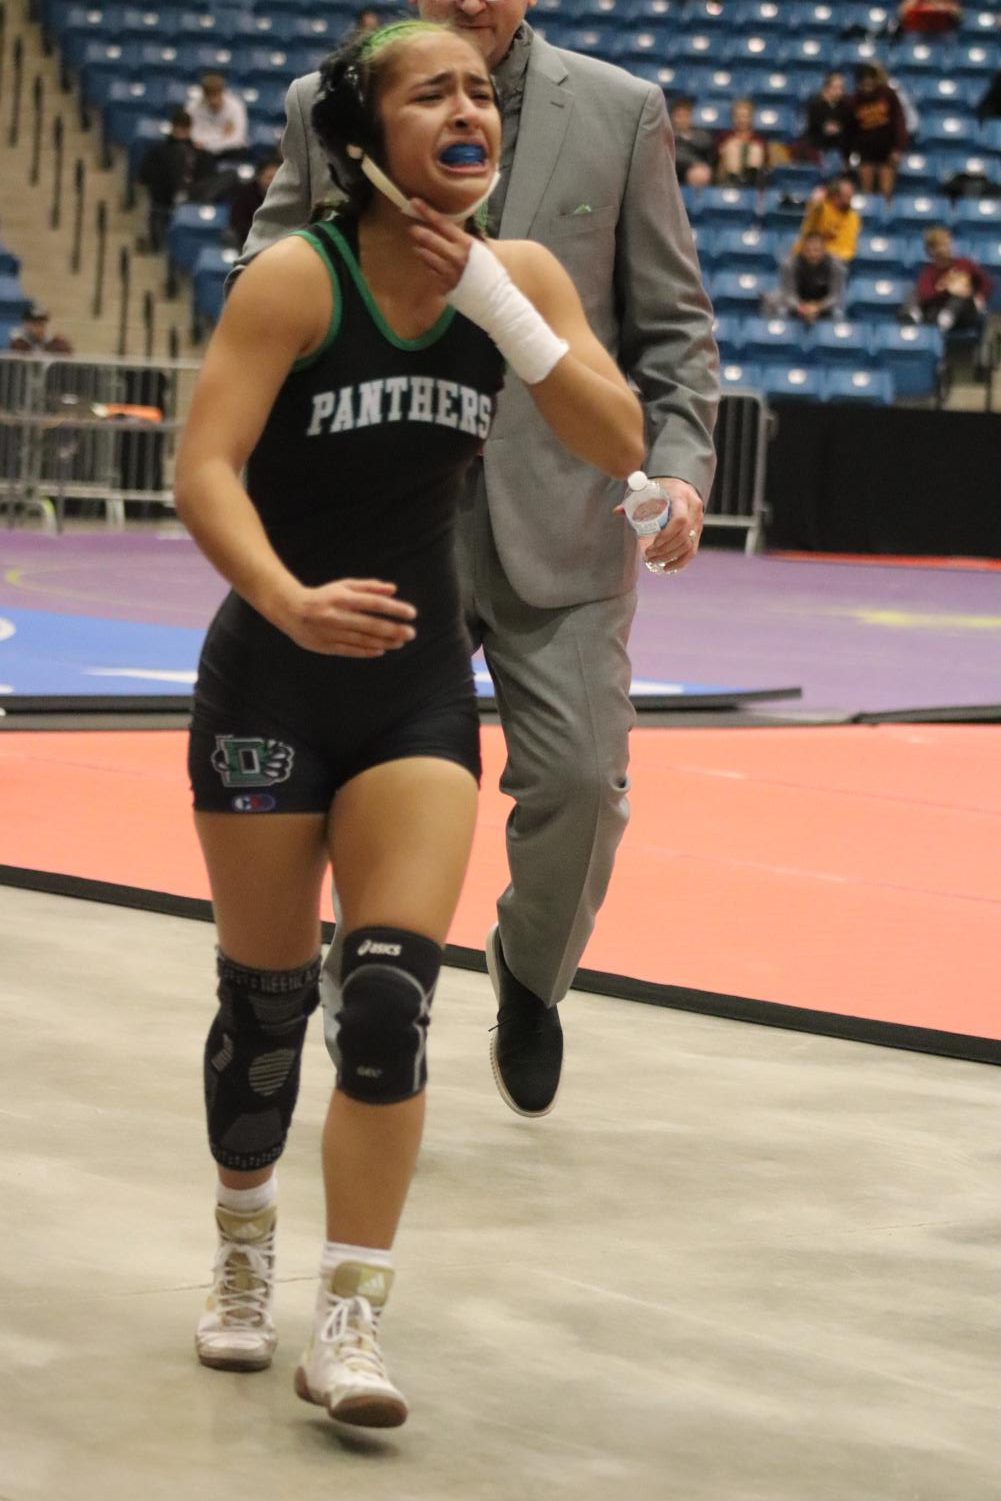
[332,928,443,1105]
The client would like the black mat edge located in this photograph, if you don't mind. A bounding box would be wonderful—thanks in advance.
[2,865,996,1067]
[0,686,804,717]
[851,704,1001,725]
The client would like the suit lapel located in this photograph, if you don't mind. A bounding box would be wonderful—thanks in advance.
[499,39,573,240]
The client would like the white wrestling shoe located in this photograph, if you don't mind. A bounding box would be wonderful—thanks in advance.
[294,1266,408,1428]
[195,1204,277,1372]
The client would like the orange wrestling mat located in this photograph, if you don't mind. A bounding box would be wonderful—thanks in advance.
[1,724,999,1062]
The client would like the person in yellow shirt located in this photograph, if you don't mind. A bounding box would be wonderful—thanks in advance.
[795,175,861,262]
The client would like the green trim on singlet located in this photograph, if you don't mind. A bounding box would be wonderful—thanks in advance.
[319,219,457,351]
[290,228,344,370]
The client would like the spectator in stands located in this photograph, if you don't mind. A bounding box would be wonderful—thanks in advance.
[227,155,282,248]
[353,6,382,34]
[975,69,1001,122]
[715,99,768,187]
[898,0,962,34]
[799,72,851,162]
[669,96,715,187]
[795,175,861,263]
[9,302,73,354]
[763,231,847,323]
[845,64,908,199]
[138,108,215,252]
[905,226,992,332]
[189,72,249,161]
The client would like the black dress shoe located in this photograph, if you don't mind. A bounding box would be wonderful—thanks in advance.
[486,924,563,1117]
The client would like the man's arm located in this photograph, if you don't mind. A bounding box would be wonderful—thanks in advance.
[231,75,325,275]
[615,85,719,503]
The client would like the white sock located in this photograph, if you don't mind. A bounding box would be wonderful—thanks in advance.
[216,1176,277,1215]
[320,1240,393,1275]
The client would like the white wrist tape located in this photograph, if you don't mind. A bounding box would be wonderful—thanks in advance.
[445,240,569,386]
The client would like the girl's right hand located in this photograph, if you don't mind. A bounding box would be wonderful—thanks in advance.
[273,579,417,657]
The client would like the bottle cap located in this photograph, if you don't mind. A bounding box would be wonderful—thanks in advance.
[626,471,649,492]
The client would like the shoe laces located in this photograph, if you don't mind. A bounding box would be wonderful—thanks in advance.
[212,1229,274,1325]
[318,1295,388,1381]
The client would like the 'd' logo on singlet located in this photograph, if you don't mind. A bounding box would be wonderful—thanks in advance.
[306,376,493,440]
[211,735,295,788]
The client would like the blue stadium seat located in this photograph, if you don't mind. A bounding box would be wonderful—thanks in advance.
[167,204,227,277]
[823,367,895,404]
[722,35,776,68]
[608,25,672,63]
[847,276,909,317]
[979,120,1001,153]
[701,67,751,98]
[177,10,243,44]
[895,151,942,195]
[181,45,245,82]
[79,42,141,107]
[830,37,882,71]
[678,1,728,30]
[121,6,185,40]
[0,276,29,320]
[712,314,744,355]
[630,60,689,93]
[953,197,1001,235]
[963,7,1001,37]
[708,269,769,312]
[719,359,763,393]
[918,112,978,151]
[742,316,811,363]
[760,362,824,401]
[0,246,21,276]
[811,319,874,366]
[951,41,1001,76]
[554,26,610,57]
[239,82,287,127]
[714,227,781,273]
[232,13,300,48]
[731,2,786,32]
[697,187,761,227]
[963,232,1001,309]
[853,232,909,276]
[60,7,127,70]
[789,4,840,33]
[104,78,186,148]
[871,324,943,397]
[290,15,351,48]
[753,70,803,106]
[904,75,980,111]
[193,246,239,327]
[768,165,824,196]
[893,38,946,73]
[760,188,811,232]
[243,47,313,85]
[671,32,722,64]
[887,195,954,233]
[776,37,828,70]
[692,100,727,133]
[754,103,797,139]
[248,120,283,156]
[616,0,680,20]
[689,224,716,263]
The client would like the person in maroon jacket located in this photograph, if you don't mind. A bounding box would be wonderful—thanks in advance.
[846,64,908,199]
[907,226,992,333]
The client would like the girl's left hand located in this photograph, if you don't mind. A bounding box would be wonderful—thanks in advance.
[407,199,475,293]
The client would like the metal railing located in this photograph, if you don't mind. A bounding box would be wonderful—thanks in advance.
[704,391,771,555]
[0,352,199,530]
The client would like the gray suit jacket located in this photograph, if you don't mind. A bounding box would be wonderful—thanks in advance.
[239,34,719,609]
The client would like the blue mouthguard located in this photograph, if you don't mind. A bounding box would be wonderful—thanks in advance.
[439,143,487,166]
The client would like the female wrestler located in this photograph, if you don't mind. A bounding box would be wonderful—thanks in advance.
[175,18,643,1429]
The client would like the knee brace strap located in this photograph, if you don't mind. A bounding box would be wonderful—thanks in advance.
[204,952,321,1171]
[334,927,442,1105]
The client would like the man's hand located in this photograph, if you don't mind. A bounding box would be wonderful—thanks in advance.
[641,477,704,575]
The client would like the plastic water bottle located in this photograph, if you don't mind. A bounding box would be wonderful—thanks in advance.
[622,471,672,571]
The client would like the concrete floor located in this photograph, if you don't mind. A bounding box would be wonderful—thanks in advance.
[0,886,997,1501]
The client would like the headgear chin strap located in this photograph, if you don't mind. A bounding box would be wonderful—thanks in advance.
[349,146,501,224]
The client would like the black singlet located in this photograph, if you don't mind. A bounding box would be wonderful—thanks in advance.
[188,216,505,814]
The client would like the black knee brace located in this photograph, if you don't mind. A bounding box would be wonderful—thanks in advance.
[204,952,321,1171]
[332,927,442,1105]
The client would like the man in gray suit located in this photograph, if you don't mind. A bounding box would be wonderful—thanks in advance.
[237,0,719,1118]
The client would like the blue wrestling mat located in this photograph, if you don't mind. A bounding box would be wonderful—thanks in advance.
[0,608,801,713]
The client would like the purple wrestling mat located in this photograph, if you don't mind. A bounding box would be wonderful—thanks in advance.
[0,530,998,718]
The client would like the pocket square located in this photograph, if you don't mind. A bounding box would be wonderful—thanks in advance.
[571,203,593,215]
